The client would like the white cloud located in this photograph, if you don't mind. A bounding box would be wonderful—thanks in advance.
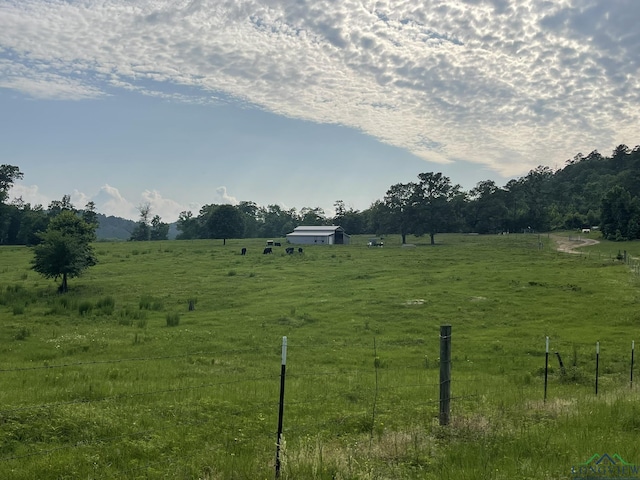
[8,183,49,207]
[140,189,190,223]
[92,184,137,220]
[214,186,238,206]
[1,0,638,178]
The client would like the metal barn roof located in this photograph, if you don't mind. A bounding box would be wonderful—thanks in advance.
[290,226,346,233]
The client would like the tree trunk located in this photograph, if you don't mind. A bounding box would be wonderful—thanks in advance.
[223,238,226,246]
[401,233,406,244]
[60,273,68,293]
[430,233,435,245]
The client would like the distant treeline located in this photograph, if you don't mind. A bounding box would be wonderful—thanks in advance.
[1,144,639,245]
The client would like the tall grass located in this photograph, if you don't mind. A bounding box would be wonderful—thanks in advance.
[0,235,639,478]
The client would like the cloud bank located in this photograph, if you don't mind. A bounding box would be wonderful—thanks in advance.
[1,0,638,177]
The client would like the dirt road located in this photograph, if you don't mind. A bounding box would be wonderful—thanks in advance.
[550,234,600,254]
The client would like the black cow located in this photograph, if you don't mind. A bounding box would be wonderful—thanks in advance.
[275,242,282,247]
[263,247,273,254]
[298,247,304,254]
[285,247,294,254]
[241,247,247,255]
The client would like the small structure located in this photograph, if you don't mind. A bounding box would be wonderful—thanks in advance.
[286,226,350,245]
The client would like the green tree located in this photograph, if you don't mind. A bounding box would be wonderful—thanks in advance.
[15,202,48,246]
[202,204,245,245]
[32,210,97,292]
[383,182,419,244]
[600,186,640,240]
[0,164,23,204]
[467,180,508,233]
[82,201,99,229]
[0,165,24,244]
[150,215,170,240]
[176,211,200,239]
[237,201,262,238]
[262,204,299,238]
[47,194,75,218]
[130,203,152,241]
[333,200,364,234]
[300,207,327,226]
[415,173,460,245]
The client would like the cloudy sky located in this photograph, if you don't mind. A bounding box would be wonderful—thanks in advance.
[1,0,638,222]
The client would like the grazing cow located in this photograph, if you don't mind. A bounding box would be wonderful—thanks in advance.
[263,247,273,254]
[298,247,304,254]
[286,247,294,254]
[241,247,247,255]
[275,242,281,247]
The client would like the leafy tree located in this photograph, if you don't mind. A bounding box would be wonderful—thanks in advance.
[262,204,299,238]
[0,164,23,204]
[300,207,327,226]
[15,202,48,245]
[201,204,245,245]
[333,200,364,234]
[130,203,152,241]
[176,211,200,240]
[467,180,508,233]
[415,173,460,245]
[237,201,262,238]
[48,194,75,218]
[32,210,97,292]
[82,201,99,229]
[361,200,387,236]
[0,165,24,244]
[383,182,419,244]
[600,186,640,240]
[150,215,170,241]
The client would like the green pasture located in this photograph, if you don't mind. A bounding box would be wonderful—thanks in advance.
[0,233,639,479]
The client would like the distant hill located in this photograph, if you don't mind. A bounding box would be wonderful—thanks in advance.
[96,214,136,241]
[96,214,178,241]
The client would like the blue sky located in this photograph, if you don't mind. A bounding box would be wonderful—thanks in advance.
[1,0,638,221]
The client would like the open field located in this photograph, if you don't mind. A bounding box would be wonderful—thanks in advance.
[1,233,640,479]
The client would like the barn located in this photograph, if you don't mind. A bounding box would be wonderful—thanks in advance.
[286,226,350,245]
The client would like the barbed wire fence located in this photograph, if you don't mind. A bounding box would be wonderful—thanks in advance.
[1,327,634,478]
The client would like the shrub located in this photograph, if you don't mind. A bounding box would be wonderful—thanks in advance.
[78,301,93,316]
[139,295,163,311]
[96,296,115,316]
[12,304,25,315]
[139,295,152,310]
[166,312,180,327]
[14,326,30,341]
[96,296,115,309]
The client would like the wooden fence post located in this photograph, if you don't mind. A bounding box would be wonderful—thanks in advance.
[544,337,549,403]
[439,325,452,426]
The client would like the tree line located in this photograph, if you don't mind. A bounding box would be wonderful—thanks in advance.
[2,143,640,248]
[172,144,640,243]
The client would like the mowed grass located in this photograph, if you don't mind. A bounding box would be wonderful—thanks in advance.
[0,233,639,479]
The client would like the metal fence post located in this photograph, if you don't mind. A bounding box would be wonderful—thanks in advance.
[275,336,287,478]
[439,325,452,426]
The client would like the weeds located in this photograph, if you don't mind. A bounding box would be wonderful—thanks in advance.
[166,312,180,327]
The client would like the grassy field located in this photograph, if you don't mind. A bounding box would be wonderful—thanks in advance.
[1,233,639,479]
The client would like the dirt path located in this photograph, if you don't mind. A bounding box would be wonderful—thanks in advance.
[550,234,600,254]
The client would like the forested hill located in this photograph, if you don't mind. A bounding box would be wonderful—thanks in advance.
[95,214,136,241]
[95,214,178,241]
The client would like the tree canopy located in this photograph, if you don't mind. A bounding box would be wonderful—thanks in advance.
[31,210,98,292]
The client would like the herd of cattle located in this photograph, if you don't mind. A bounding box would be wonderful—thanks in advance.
[240,246,304,255]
